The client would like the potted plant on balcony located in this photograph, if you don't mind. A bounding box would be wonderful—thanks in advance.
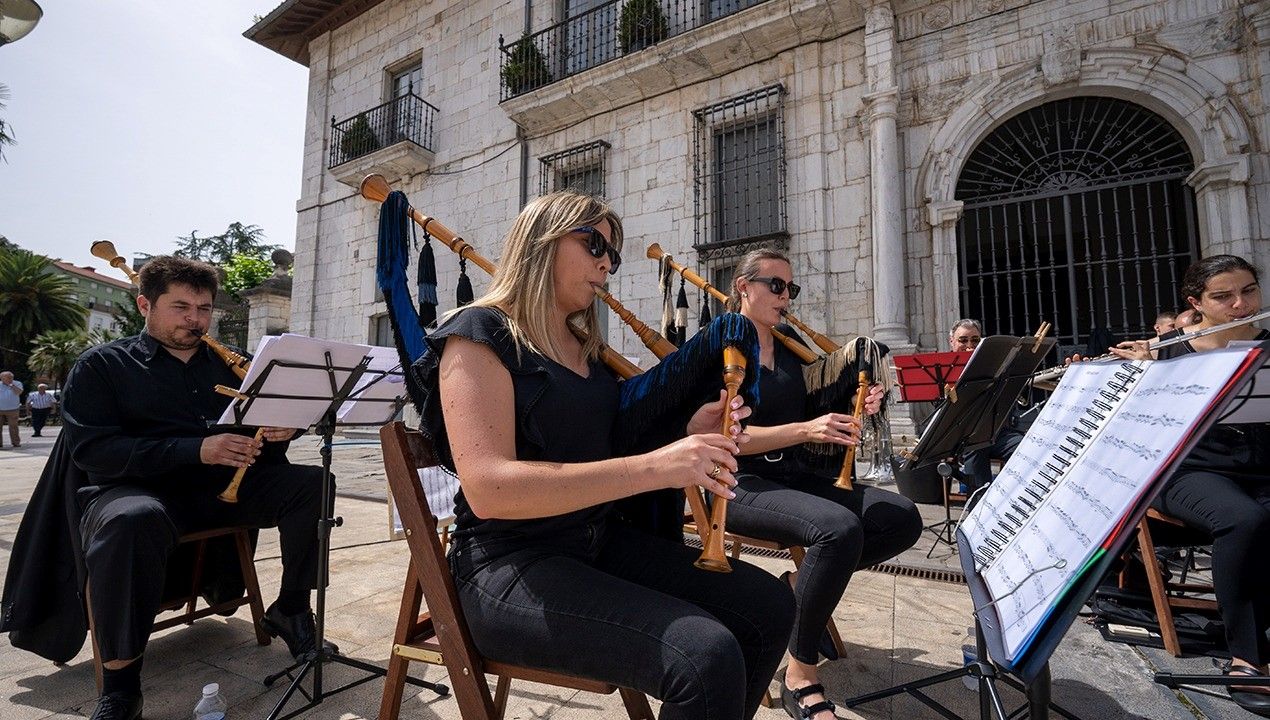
[339,113,380,161]
[619,0,668,54]
[500,34,552,96]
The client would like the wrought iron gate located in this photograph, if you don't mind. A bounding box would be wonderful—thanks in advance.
[955,97,1200,359]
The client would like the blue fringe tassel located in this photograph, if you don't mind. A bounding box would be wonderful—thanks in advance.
[376,190,427,372]
[615,313,761,453]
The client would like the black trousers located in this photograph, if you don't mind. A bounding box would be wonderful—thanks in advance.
[450,522,795,720]
[78,462,326,662]
[1154,468,1270,665]
[727,465,923,664]
[30,408,50,435]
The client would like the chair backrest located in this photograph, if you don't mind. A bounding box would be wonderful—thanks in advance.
[380,421,500,717]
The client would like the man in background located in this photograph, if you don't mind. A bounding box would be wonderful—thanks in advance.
[0,371,24,448]
[26,384,55,437]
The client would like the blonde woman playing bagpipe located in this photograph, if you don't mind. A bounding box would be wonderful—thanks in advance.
[403,192,795,720]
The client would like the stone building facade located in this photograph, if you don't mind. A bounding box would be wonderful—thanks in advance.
[248,0,1270,374]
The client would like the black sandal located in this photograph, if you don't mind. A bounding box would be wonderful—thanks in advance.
[780,678,840,719]
[1224,663,1270,718]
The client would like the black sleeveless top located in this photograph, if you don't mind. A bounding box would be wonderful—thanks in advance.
[411,306,620,548]
[737,325,811,475]
[1157,327,1270,477]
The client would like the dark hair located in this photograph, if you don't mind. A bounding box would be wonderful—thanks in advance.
[1180,255,1258,304]
[138,256,219,301]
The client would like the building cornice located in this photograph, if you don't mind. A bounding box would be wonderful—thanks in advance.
[244,0,388,66]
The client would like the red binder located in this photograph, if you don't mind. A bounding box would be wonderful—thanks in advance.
[892,350,972,402]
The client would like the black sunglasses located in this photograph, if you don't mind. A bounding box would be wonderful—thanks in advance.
[573,226,621,274]
[749,275,801,300]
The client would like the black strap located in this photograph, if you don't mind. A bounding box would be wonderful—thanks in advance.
[799,700,837,718]
[790,683,825,701]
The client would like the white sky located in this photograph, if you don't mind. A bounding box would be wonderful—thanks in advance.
[0,0,307,273]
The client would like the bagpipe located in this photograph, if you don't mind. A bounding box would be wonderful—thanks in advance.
[90,241,260,504]
[361,174,761,572]
[646,243,896,489]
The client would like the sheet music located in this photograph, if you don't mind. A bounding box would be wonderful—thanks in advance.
[961,348,1258,661]
[216,333,374,428]
[337,346,407,424]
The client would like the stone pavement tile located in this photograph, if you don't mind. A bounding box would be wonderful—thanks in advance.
[891,617,967,668]
[1,655,98,720]
[892,579,972,624]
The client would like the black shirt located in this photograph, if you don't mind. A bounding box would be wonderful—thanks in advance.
[737,330,810,475]
[1157,327,1270,477]
[61,333,285,489]
[413,307,620,550]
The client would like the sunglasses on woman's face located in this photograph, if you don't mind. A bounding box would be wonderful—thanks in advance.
[749,275,800,300]
[573,226,621,274]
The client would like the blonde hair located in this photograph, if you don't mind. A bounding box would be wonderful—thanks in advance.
[725,248,791,312]
[468,191,624,364]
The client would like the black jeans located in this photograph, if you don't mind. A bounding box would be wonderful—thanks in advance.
[962,427,1026,495]
[449,522,794,720]
[79,462,326,662]
[1154,468,1270,665]
[727,465,923,664]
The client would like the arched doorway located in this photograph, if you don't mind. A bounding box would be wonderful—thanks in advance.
[954,97,1200,358]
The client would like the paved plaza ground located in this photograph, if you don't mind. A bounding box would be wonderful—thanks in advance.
[0,428,1252,719]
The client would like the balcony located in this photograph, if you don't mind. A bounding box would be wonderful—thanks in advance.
[497,0,863,136]
[328,93,438,187]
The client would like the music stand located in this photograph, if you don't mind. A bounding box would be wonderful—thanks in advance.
[218,347,448,720]
[893,350,972,403]
[846,334,1068,720]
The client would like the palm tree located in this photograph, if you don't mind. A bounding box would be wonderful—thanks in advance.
[27,329,89,388]
[0,250,86,370]
[0,84,14,163]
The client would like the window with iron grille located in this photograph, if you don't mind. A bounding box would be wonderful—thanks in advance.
[539,140,610,197]
[693,85,787,254]
[954,96,1199,360]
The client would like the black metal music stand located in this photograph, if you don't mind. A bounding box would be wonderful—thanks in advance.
[846,334,1074,720]
[220,352,448,720]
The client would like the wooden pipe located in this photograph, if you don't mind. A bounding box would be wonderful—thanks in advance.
[217,428,267,503]
[90,240,141,285]
[693,345,746,573]
[646,243,820,364]
[833,371,870,490]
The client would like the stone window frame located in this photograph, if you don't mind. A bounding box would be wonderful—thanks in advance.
[538,140,611,197]
[691,84,788,254]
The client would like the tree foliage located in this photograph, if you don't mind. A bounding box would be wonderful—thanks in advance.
[174,222,277,266]
[222,253,274,299]
[110,294,145,336]
[27,328,118,387]
[0,249,86,371]
[0,84,14,163]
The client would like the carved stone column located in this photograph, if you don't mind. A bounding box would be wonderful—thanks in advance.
[1186,154,1252,259]
[864,1,910,348]
[928,200,965,341]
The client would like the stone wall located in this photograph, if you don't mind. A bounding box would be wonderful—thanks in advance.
[287,0,1270,363]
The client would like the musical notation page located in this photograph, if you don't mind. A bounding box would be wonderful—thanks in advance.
[961,348,1257,661]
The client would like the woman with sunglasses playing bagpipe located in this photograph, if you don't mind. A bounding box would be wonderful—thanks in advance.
[720,249,922,720]
[409,192,794,720]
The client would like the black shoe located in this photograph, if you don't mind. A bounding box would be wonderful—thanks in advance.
[261,602,339,660]
[31,433,40,437]
[780,673,840,719]
[90,691,143,720]
[1223,663,1270,717]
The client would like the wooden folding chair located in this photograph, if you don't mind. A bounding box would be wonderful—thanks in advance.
[87,527,267,691]
[1121,508,1217,657]
[379,421,654,720]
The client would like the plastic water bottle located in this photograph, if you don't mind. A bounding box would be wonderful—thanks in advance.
[961,627,978,691]
[193,683,227,720]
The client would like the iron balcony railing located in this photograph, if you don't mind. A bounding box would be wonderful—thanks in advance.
[328,93,439,168]
[498,0,769,100]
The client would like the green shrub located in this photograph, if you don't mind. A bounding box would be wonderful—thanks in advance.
[500,35,552,95]
[339,114,379,160]
[619,0,669,54]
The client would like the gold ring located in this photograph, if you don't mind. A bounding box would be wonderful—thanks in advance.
[708,463,722,480]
